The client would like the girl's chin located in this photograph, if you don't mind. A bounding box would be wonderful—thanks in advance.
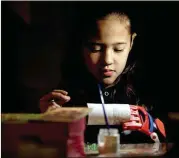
[101,77,116,86]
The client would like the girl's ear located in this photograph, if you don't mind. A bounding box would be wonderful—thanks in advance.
[130,33,137,51]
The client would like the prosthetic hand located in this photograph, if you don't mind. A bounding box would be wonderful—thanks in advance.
[122,105,166,142]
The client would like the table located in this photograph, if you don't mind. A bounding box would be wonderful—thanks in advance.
[86,143,174,158]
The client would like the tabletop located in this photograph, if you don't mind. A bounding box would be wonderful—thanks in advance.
[86,143,174,158]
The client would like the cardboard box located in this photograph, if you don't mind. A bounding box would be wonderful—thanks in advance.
[1,108,90,158]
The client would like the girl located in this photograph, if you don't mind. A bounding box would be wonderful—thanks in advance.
[40,5,166,144]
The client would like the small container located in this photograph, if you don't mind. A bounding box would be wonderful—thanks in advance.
[97,128,120,154]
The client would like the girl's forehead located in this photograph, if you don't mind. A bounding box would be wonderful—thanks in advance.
[81,12,132,41]
[87,20,131,44]
[94,19,130,35]
[85,13,131,35]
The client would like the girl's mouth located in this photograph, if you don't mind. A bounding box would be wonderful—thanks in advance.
[103,70,114,77]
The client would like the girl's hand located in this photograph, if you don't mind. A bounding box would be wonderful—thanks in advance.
[39,90,71,113]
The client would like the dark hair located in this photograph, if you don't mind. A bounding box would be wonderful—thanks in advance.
[75,5,139,45]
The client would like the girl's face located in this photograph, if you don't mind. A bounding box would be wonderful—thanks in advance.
[83,17,136,86]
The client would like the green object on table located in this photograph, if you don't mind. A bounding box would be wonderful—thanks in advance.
[84,143,98,153]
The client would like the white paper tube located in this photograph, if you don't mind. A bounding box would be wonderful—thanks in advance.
[87,104,131,125]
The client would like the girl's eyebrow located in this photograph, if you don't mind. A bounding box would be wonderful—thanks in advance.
[112,42,127,46]
[87,42,103,46]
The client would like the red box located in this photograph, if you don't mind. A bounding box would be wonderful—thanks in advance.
[2,118,86,158]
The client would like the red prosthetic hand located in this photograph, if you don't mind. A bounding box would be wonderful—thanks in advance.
[122,105,166,142]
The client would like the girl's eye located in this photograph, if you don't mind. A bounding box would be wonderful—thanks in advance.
[89,45,102,52]
[92,46,101,51]
[114,47,124,53]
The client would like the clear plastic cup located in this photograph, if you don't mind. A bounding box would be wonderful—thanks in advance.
[98,128,120,154]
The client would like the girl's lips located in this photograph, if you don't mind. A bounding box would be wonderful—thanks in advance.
[103,70,114,76]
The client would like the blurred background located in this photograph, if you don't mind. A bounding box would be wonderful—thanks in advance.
[1,1,178,114]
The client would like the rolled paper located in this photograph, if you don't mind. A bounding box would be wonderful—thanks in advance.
[87,104,131,125]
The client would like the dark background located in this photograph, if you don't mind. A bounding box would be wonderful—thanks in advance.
[1,1,178,113]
